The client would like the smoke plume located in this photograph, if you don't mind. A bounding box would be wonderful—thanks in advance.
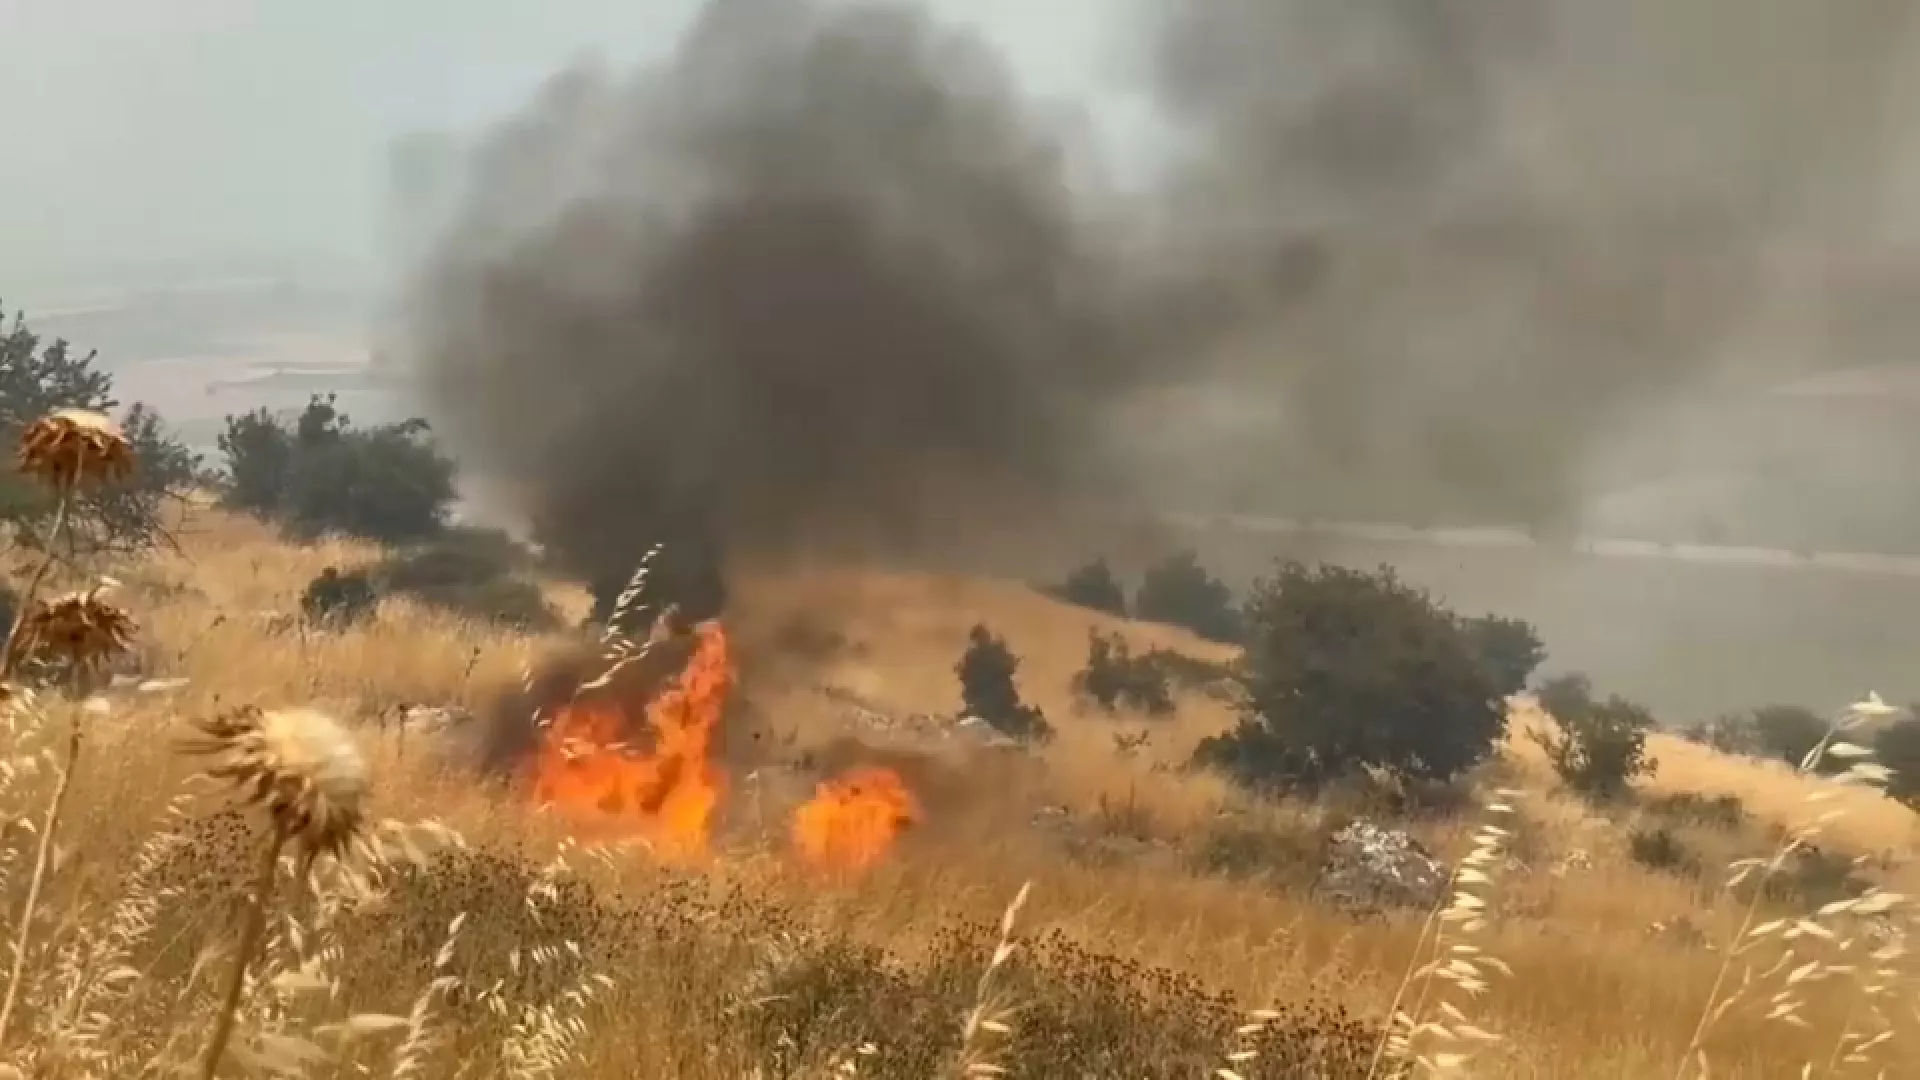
[404,0,1920,605]
[404,0,1183,612]
[1138,0,1920,527]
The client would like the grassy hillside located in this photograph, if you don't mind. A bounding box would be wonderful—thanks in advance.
[0,504,1912,1078]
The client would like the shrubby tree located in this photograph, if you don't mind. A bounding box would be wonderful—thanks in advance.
[956,624,1053,743]
[1192,562,1506,791]
[1072,629,1175,717]
[1460,613,1546,697]
[217,394,456,544]
[1532,673,1658,800]
[1053,556,1128,616]
[1134,549,1242,644]
[0,304,199,552]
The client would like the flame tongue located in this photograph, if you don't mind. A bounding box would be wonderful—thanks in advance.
[530,621,734,857]
[792,765,919,872]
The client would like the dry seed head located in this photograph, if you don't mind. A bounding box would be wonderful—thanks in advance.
[182,705,369,859]
[21,586,135,669]
[15,408,134,488]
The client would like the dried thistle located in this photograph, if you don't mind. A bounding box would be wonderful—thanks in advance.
[0,581,138,1054]
[17,585,135,674]
[181,706,370,862]
[15,408,134,489]
[181,706,370,1080]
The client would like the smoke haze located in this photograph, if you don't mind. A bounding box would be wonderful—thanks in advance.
[403,0,1920,602]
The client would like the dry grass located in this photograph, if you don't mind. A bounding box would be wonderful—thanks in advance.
[0,504,1912,1077]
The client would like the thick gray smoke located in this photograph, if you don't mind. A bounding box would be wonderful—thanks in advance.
[1140,0,1920,528]
[405,0,1188,611]
[404,0,1920,609]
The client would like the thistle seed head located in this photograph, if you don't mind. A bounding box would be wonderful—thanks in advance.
[16,408,135,489]
[21,585,135,671]
[182,705,370,860]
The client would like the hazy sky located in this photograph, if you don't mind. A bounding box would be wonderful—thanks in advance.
[0,0,1143,290]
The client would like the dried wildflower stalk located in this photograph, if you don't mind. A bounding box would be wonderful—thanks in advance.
[1,409,133,677]
[1674,693,1901,1079]
[1369,791,1516,1078]
[179,705,370,1080]
[0,410,136,1055]
[952,879,1031,1078]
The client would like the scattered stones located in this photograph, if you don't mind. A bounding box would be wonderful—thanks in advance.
[1315,820,1449,915]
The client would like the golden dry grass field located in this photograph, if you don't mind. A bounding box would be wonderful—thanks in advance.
[0,501,1915,1078]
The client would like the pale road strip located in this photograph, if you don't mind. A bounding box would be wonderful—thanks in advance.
[1157,512,1920,581]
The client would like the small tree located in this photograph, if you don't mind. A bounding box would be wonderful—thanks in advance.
[218,395,456,544]
[1460,614,1546,697]
[1135,549,1242,644]
[0,304,198,553]
[1054,556,1128,616]
[1072,629,1175,717]
[1192,561,1505,791]
[1875,717,1920,809]
[1532,673,1658,800]
[216,406,295,516]
[956,624,1052,743]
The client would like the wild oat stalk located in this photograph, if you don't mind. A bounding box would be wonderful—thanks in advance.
[1368,790,1517,1079]
[953,880,1033,1079]
[178,705,369,1079]
[1674,693,1902,1079]
[0,408,136,1055]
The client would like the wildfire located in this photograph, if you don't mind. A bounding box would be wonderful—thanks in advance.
[791,764,919,872]
[529,620,734,857]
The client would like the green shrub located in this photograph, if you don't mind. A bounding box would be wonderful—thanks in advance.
[218,394,456,545]
[1532,674,1658,800]
[1134,550,1242,644]
[1193,562,1505,792]
[1052,556,1128,616]
[0,304,199,554]
[1073,630,1175,716]
[956,624,1053,743]
[1459,613,1546,697]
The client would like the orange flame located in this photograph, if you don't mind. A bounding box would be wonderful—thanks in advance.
[791,765,919,872]
[529,621,734,857]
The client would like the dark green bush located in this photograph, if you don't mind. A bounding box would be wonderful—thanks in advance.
[1073,630,1175,717]
[956,624,1053,743]
[218,394,456,545]
[1134,550,1242,644]
[0,304,199,554]
[1193,562,1505,792]
[1532,674,1658,800]
[1459,613,1546,697]
[1051,556,1128,616]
